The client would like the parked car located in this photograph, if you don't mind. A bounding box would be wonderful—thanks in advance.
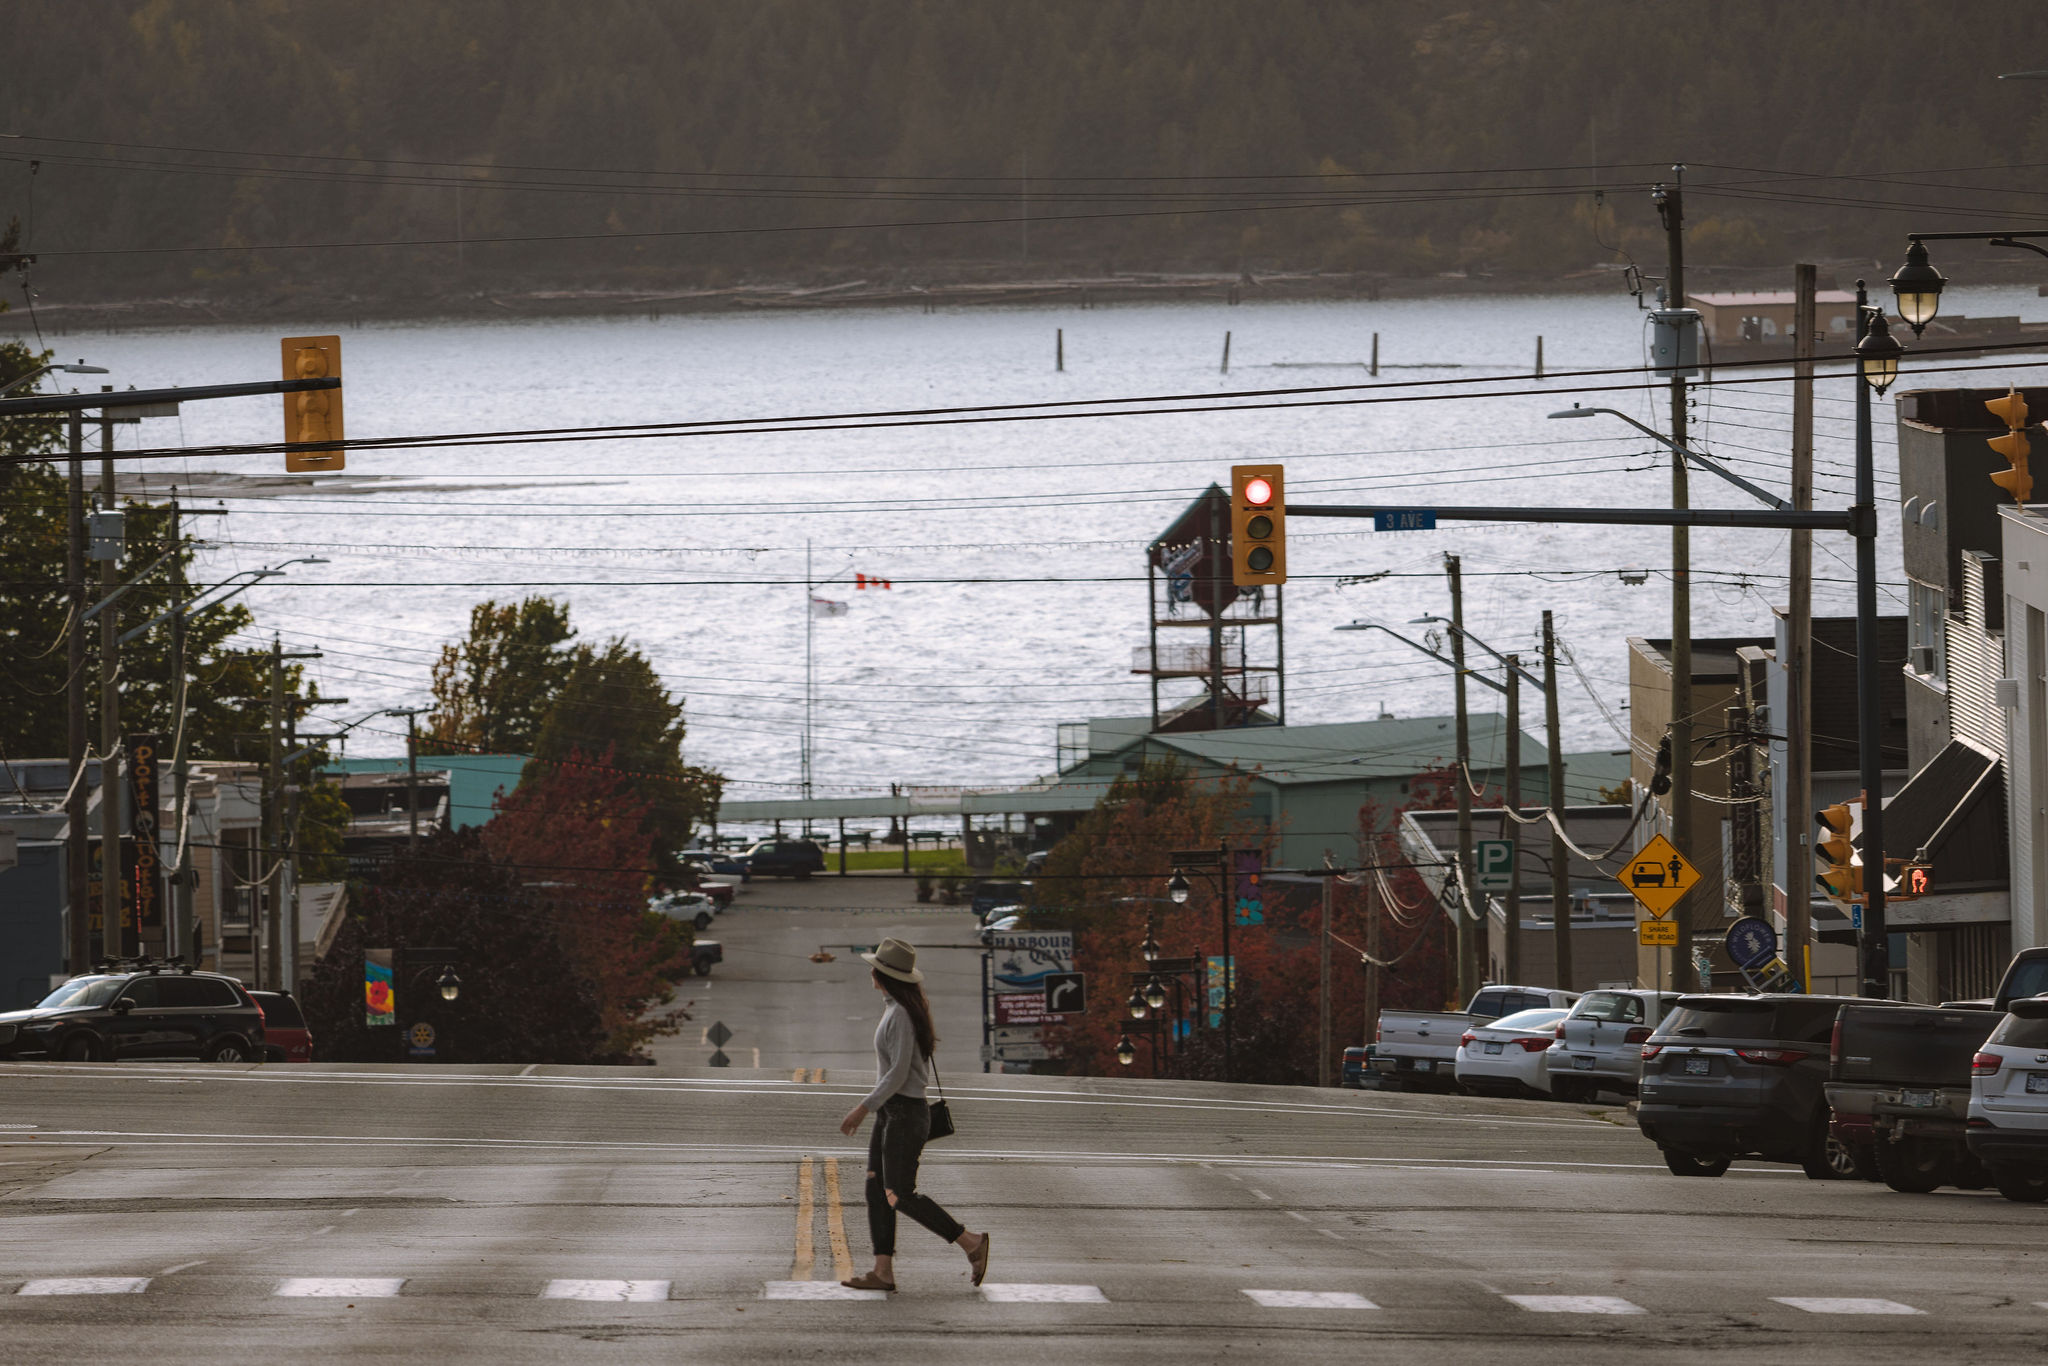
[1825,1002,2000,1191]
[692,878,737,908]
[1637,993,1911,1179]
[971,879,1031,919]
[1455,1007,1573,1097]
[650,891,718,931]
[680,849,751,883]
[249,990,315,1064]
[1546,988,1679,1102]
[743,839,826,879]
[1943,944,2048,1012]
[690,939,723,977]
[1967,994,2048,1202]
[0,965,265,1063]
[978,901,1027,927]
[978,913,1023,946]
[1374,985,1580,1091]
[1341,1046,1369,1088]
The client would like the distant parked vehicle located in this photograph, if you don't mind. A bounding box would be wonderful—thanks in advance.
[690,940,723,977]
[743,839,826,879]
[1341,1046,1369,1088]
[978,914,1022,946]
[1637,993,1913,1179]
[971,880,1031,919]
[681,849,751,883]
[1546,989,1679,1102]
[1967,995,2048,1202]
[250,990,314,1064]
[650,891,719,931]
[694,878,737,908]
[1455,1007,1573,1097]
[1373,985,1580,1092]
[1826,1002,2000,1191]
[0,965,265,1063]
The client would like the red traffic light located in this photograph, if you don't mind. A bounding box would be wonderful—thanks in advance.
[1242,476,1274,507]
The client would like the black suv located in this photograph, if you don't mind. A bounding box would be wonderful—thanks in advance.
[0,965,266,1063]
[1636,993,1908,1179]
[742,839,826,879]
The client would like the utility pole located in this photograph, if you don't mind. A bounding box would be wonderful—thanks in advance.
[1210,496,1227,731]
[1219,837,1233,1085]
[1317,864,1334,1087]
[1503,656,1522,985]
[1543,611,1573,991]
[1362,859,1382,1051]
[407,711,422,847]
[1447,553,1478,1001]
[265,637,283,991]
[1654,167,1698,992]
[803,539,813,802]
[1786,262,1818,980]
[97,392,123,957]
[169,494,191,964]
[65,411,91,971]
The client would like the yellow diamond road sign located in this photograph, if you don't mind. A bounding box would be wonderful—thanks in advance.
[1623,834,1700,918]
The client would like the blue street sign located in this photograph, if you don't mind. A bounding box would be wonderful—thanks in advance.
[1851,904,1864,931]
[1373,510,1437,532]
[1724,916,1778,971]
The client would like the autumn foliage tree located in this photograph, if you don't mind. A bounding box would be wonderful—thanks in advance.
[484,745,695,1058]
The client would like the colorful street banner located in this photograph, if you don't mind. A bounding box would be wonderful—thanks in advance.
[365,949,395,1026]
[1233,849,1264,926]
[1206,955,1236,1028]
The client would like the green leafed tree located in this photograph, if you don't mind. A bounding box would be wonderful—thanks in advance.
[0,336,316,766]
[422,595,578,755]
[527,637,724,866]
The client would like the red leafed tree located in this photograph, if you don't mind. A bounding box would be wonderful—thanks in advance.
[1040,762,1464,1085]
[483,745,694,1059]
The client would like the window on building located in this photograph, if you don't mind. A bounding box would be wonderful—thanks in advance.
[1908,580,1946,683]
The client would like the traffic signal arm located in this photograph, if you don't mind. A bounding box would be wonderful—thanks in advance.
[1987,387,2032,505]
[1230,464,1286,588]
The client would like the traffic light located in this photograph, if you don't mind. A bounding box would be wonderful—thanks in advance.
[281,334,344,473]
[1230,464,1286,588]
[1987,385,2030,505]
[1649,735,1673,796]
[1815,801,1863,903]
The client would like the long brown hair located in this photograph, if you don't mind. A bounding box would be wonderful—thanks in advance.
[874,970,937,1058]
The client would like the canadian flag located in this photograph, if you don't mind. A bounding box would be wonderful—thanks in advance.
[855,572,892,590]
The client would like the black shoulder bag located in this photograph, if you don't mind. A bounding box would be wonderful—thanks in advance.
[926,1055,956,1141]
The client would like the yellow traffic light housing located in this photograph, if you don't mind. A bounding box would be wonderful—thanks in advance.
[281,334,344,472]
[1815,801,1863,904]
[1987,385,2030,505]
[1230,463,1286,588]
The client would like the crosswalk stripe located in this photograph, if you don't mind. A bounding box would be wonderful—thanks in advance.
[17,1278,151,1296]
[1243,1289,1378,1309]
[763,1280,886,1301]
[979,1283,1108,1303]
[275,1277,405,1298]
[1505,1294,1645,1315]
[1772,1297,1923,1315]
[541,1280,669,1302]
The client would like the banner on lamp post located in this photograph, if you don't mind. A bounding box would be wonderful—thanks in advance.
[365,949,396,1026]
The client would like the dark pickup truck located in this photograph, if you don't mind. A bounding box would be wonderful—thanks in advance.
[690,940,723,977]
[1947,945,2048,1014]
[1826,1003,2002,1192]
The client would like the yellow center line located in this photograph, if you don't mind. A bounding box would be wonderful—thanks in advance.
[823,1156,854,1280]
[790,1156,815,1281]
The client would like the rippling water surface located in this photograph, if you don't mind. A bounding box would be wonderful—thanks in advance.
[57,284,2047,800]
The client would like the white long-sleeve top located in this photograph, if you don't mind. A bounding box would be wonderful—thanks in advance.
[859,999,930,1110]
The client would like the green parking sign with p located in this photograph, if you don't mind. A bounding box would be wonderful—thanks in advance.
[1474,840,1516,892]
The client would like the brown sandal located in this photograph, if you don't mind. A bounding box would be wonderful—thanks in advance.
[967,1233,991,1286]
[841,1272,896,1292]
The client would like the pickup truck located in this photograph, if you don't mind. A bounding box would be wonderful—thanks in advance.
[690,939,723,977]
[1374,985,1579,1092]
[1826,1002,2001,1191]
[1944,945,2048,1013]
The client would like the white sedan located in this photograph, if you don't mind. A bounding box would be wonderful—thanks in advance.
[1453,1007,1573,1098]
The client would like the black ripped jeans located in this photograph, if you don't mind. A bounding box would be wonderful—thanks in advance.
[866,1094,965,1256]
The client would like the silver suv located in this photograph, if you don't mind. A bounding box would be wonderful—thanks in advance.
[1967,995,2048,1202]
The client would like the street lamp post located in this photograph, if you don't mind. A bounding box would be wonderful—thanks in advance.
[1853,287,1904,998]
[1167,850,1236,1083]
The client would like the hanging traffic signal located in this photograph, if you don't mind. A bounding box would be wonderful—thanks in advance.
[1230,464,1286,588]
[281,334,344,473]
[1987,385,2030,505]
[1649,735,1674,796]
[1815,801,1863,904]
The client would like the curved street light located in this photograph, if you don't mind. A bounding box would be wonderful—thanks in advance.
[1144,975,1168,1011]
[1888,239,1947,335]
[0,359,107,397]
[1115,1035,1136,1067]
[1126,987,1148,1021]
[437,967,462,1003]
[1167,870,1190,905]
[1856,309,1905,394]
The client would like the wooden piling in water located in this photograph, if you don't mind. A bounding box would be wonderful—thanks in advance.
[1535,335,1545,378]
[1221,331,1231,374]
[1056,328,1064,372]
[1370,332,1379,377]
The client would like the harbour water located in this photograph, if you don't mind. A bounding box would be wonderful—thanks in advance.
[40,284,2048,802]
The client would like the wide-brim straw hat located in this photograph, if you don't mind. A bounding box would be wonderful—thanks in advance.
[862,937,924,984]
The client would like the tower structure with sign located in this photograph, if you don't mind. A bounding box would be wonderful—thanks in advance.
[1139,483,1285,733]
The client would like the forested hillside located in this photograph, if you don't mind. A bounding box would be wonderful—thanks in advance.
[7,0,2048,309]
